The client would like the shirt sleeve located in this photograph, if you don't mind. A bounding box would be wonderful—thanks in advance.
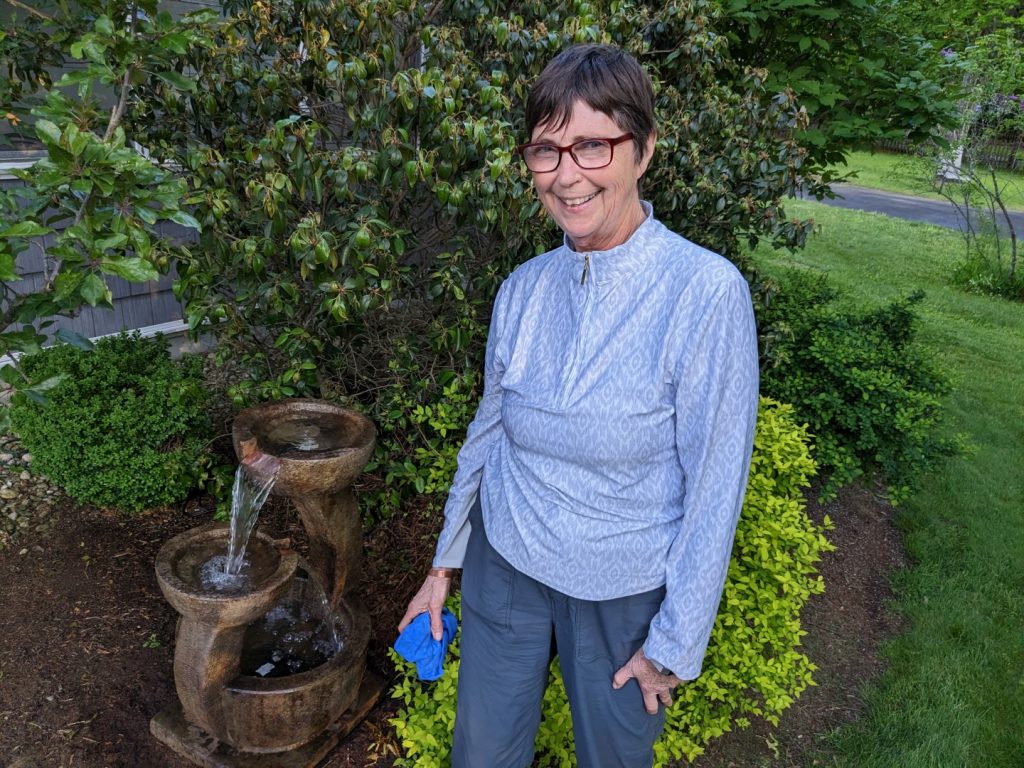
[431,280,510,568]
[642,272,759,679]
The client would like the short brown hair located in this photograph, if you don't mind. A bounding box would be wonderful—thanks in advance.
[525,44,656,163]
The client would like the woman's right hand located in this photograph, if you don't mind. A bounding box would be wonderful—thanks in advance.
[398,572,453,641]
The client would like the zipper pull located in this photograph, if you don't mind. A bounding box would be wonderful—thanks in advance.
[580,253,589,286]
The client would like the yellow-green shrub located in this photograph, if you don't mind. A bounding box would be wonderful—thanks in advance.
[389,397,832,766]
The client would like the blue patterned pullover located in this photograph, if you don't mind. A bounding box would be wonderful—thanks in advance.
[433,204,759,679]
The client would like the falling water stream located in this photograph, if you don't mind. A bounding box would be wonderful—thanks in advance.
[197,458,278,592]
[197,445,344,675]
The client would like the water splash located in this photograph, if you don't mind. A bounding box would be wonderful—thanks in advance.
[199,554,251,592]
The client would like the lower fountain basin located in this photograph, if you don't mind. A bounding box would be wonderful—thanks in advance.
[155,525,297,626]
[221,598,372,753]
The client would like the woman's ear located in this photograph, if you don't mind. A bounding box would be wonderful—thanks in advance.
[637,131,657,178]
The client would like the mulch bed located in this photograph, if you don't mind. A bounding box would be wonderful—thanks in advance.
[0,474,905,768]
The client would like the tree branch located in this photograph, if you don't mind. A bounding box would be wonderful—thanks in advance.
[45,1,140,291]
[4,0,53,21]
[990,167,1018,278]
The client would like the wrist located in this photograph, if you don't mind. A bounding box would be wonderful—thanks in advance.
[428,567,459,579]
[648,657,674,677]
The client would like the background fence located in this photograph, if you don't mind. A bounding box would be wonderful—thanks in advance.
[876,136,1024,172]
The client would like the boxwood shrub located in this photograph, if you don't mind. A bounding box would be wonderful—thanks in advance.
[757,270,960,502]
[10,332,212,512]
[389,397,832,766]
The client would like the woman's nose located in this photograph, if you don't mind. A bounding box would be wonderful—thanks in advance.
[554,150,583,183]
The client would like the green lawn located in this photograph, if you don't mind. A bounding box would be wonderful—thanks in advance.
[751,199,1024,768]
[831,149,1024,212]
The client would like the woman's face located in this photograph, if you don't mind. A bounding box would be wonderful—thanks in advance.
[530,100,654,253]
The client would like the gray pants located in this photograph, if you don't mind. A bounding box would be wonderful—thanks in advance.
[452,502,667,768]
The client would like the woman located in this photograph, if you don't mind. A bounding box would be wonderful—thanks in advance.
[398,43,759,767]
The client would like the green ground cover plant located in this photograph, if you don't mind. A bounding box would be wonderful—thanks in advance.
[751,199,1024,768]
[390,398,833,766]
[9,332,212,512]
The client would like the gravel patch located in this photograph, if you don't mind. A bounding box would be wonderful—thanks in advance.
[0,434,64,551]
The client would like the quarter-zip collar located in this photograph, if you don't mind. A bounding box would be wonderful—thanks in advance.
[563,201,657,288]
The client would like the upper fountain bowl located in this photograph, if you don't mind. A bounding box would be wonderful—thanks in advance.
[232,399,376,497]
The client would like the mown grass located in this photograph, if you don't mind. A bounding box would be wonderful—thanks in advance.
[831,149,1024,212]
[752,199,1024,768]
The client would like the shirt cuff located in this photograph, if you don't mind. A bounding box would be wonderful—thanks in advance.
[432,517,472,569]
[643,626,705,682]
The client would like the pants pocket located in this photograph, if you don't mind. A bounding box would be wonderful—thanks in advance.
[573,586,666,667]
[461,499,515,632]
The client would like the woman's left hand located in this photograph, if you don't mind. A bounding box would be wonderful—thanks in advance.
[612,647,683,714]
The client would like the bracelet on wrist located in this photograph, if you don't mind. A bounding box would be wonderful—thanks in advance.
[428,567,459,579]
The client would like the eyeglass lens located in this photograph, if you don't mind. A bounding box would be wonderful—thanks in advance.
[523,139,613,172]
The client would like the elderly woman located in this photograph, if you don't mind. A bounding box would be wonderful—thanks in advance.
[398,43,758,767]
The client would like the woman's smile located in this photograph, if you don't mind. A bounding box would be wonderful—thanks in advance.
[559,191,600,209]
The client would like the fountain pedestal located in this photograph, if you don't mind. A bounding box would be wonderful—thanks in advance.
[151,399,385,767]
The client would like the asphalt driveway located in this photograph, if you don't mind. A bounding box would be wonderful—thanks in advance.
[814,183,1024,235]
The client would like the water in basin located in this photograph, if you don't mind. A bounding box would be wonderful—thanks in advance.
[257,415,362,457]
[239,573,343,677]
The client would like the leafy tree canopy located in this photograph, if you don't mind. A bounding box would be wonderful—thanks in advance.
[715,0,960,167]
[888,0,1024,53]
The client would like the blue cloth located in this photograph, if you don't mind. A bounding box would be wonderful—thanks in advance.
[432,202,759,679]
[394,609,458,681]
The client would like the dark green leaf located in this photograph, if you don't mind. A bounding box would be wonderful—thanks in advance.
[95,234,129,253]
[55,329,96,351]
[0,253,18,281]
[80,274,109,306]
[166,210,201,231]
[100,257,159,282]
[156,71,197,92]
[0,221,51,239]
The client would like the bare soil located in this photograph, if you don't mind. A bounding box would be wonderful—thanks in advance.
[0,479,905,768]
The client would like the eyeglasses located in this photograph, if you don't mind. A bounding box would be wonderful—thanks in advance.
[516,133,634,173]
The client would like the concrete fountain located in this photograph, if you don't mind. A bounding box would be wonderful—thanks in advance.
[150,399,383,767]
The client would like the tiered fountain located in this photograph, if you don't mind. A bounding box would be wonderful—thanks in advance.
[150,399,383,767]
